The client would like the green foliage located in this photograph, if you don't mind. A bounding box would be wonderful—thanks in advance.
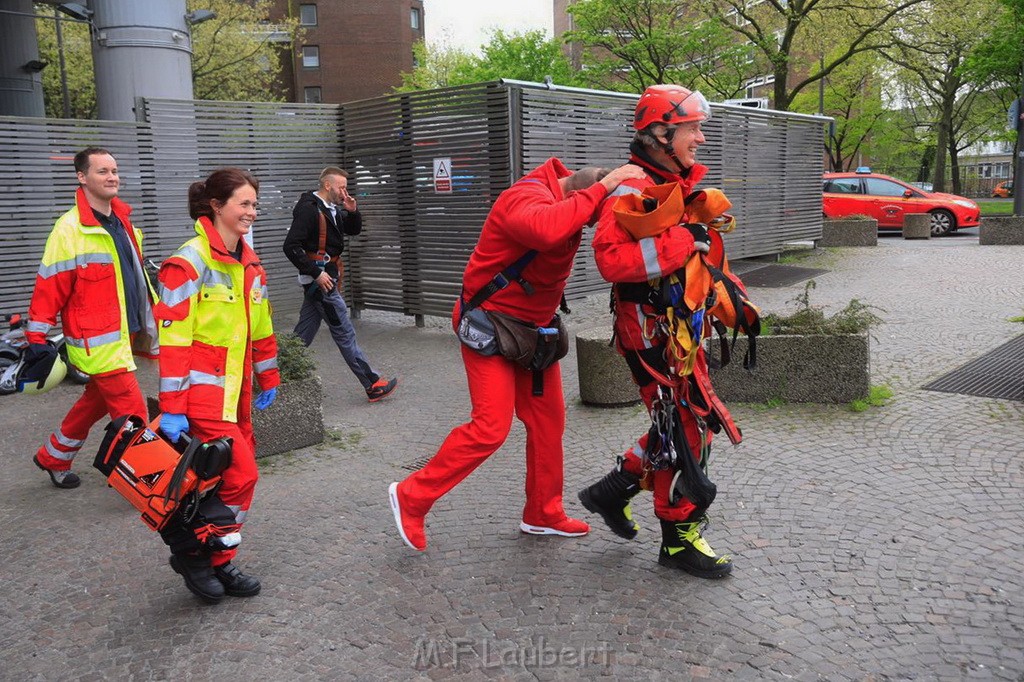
[978,200,1016,216]
[32,0,297,117]
[396,30,578,92]
[396,40,477,91]
[1009,315,1024,324]
[565,0,750,96]
[761,281,883,335]
[849,384,893,412]
[33,6,96,118]
[189,0,299,102]
[275,332,316,383]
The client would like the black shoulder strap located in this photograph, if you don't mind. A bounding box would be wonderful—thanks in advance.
[464,250,538,311]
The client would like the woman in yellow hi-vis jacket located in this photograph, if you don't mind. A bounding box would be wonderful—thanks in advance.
[154,167,280,604]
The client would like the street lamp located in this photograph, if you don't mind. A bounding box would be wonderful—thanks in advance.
[185,10,216,25]
[55,3,92,21]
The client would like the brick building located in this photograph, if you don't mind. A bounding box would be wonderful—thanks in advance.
[271,0,424,104]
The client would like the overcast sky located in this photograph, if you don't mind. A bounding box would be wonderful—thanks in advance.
[423,0,555,54]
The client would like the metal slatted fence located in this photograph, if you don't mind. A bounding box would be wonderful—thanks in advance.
[0,81,827,322]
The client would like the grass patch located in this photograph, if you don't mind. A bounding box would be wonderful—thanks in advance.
[1009,315,1024,324]
[977,199,1015,216]
[849,384,893,412]
[750,397,786,411]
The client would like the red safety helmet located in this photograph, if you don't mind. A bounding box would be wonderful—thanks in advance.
[634,84,711,130]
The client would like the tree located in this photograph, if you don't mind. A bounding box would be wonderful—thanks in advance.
[188,0,299,102]
[396,30,578,92]
[791,51,892,172]
[465,30,577,85]
[32,0,299,117]
[698,0,930,111]
[396,40,477,91]
[564,0,751,96]
[880,0,1004,192]
[33,5,96,119]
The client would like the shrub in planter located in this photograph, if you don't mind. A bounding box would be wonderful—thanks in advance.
[252,332,324,458]
[710,281,881,403]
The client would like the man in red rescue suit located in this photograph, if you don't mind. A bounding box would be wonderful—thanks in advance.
[577,85,740,578]
[388,158,647,551]
[28,147,157,489]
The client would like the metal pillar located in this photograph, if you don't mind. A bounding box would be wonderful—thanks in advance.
[90,0,193,121]
[0,0,46,117]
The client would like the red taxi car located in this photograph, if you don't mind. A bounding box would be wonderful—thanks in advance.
[823,170,980,237]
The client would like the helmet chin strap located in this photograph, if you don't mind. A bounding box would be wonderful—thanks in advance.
[659,127,689,174]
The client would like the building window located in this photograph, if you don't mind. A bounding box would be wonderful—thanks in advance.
[410,7,420,30]
[299,4,317,26]
[302,45,320,69]
[304,87,322,104]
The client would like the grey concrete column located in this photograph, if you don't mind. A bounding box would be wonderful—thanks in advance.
[0,0,46,117]
[91,0,193,120]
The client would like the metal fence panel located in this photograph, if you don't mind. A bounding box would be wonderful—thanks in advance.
[0,83,826,323]
[0,116,156,317]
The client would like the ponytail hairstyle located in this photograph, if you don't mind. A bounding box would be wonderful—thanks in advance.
[188,167,260,220]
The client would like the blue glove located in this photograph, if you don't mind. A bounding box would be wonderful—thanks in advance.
[254,387,277,411]
[160,412,189,443]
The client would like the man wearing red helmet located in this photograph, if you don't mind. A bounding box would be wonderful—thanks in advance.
[576,84,736,579]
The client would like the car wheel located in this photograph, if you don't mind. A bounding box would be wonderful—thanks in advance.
[929,209,954,237]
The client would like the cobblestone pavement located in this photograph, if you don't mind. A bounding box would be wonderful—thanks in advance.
[2,232,1022,680]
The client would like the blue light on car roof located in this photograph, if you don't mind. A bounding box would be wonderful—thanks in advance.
[855,166,872,174]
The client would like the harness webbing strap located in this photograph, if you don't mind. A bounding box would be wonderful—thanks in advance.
[464,250,539,311]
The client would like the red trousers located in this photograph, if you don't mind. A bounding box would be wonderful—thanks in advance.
[399,345,570,526]
[620,378,712,523]
[35,370,147,471]
[188,387,258,567]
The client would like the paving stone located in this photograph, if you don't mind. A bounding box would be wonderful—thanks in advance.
[0,235,1022,678]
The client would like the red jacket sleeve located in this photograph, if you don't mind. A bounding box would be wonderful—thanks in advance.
[592,184,699,284]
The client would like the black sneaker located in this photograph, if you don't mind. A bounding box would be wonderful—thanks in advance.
[657,519,733,579]
[214,562,261,597]
[366,377,398,402]
[33,454,80,489]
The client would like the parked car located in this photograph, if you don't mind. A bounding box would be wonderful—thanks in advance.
[823,170,980,236]
[992,180,1014,198]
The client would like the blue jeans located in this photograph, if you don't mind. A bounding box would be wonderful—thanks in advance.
[294,287,379,390]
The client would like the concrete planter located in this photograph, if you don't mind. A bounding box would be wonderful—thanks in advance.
[252,376,324,458]
[979,216,1024,245]
[819,218,878,247]
[575,327,642,407]
[903,213,931,239]
[709,333,870,403]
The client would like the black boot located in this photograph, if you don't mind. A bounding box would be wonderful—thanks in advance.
[577,464,642,539]
[657,518,733,579]
[214,562,261,597]
[169,552,225,603]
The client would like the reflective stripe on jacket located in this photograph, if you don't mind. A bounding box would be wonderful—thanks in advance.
[26,188,158,375]
[155,217,280,422]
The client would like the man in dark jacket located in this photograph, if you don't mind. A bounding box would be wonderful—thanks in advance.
[283,167,397,402]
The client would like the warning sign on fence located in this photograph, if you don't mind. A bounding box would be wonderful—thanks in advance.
[433,157,452,194]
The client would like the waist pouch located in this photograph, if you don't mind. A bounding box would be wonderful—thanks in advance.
[457,305,569,371]
[488,310,569,371]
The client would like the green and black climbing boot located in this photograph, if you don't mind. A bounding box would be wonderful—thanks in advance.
[658,518,732,579]
[577,464,642,539]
